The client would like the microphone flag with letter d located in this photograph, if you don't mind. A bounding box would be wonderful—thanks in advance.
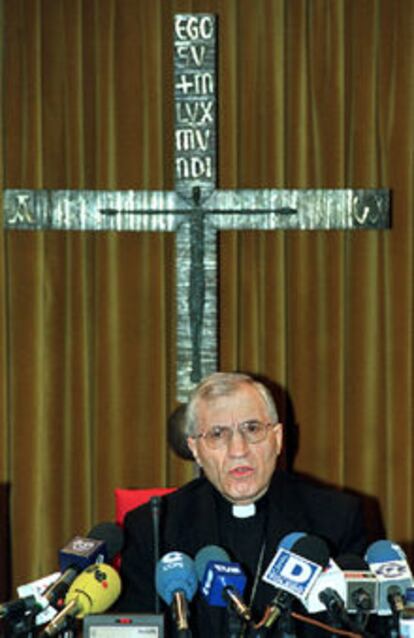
[262,547,322,601]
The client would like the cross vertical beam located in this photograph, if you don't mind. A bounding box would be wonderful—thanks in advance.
[174,15,218,387]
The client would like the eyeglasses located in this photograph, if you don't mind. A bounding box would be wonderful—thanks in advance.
[191,420,275,450]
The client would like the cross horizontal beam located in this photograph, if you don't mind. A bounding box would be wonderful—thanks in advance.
[4,188,390,231]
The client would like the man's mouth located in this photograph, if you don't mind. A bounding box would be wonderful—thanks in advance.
[229,466,254,477]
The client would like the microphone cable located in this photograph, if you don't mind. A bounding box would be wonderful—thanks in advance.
[255,607,373,638]
[291,611,374,638]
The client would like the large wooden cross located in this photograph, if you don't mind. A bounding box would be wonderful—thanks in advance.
[3,14,390,401]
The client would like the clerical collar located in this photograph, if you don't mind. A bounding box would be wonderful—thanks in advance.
[210,480,271,521]
[232,502,256,518]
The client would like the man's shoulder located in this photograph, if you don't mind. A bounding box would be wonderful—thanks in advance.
[271,470,364,532]
[278,470,361,508]
[272,470,367,555]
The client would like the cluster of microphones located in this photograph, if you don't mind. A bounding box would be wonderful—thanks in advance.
[1,523,414,638]
[155,534,414,637]
[0,522,124,637]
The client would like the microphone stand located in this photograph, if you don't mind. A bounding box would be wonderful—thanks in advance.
[62,616,77,637]
[226,605,245,638]
[3,610,37,638]
[171,592,193,638]
[384,615,399,638]
[277,602,297,638]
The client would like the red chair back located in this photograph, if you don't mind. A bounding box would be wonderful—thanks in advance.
[114,487,176,525]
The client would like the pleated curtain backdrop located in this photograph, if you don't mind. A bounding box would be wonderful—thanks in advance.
[0,0,413,596]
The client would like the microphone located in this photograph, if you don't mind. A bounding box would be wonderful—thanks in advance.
[0,594,46,621]
[365,540,413,616]
[155,551,198,632]
[303,559,347,615]
[194,545,252,623]
[266,538,366,635]
[39,562,121,637]
[335,554,378,614]
[150,496,162,613]
[279,531,307,549]
[43,521,124,610]
[300,550,374,636]
[302,558,366,635]
[261,534,330,628]
[4,521,123,631]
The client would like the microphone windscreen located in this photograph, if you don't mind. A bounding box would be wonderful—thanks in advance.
[336,554,369,571]
[278,531,306,550]
[290,535,330,568]
[65,563,121,617]
[87,522,124,560]
[194,545,230,580]
[364,539,413,616]
[365,540,407,563]
[156,552,198,605]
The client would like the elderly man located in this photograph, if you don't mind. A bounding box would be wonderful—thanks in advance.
[116,372,367,636]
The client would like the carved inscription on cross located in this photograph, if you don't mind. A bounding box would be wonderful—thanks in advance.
[3,14,390,401]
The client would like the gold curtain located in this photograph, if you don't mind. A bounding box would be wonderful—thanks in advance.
[1,0,413,594]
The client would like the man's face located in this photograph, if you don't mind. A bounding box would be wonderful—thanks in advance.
[187,383,283,505]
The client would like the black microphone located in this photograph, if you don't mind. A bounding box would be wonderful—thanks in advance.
[302,554,376,637]
[150,496,162,614]
[336,554,378,614]
[0,595,45,621]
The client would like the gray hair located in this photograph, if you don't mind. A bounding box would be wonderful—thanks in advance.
[185,371,279,436]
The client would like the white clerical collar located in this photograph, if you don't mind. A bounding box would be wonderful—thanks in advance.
[232,503,256,518]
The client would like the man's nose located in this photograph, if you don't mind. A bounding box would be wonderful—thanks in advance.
[227,428,249,456]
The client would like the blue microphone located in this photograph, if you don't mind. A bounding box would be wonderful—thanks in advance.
[156,551,197,632]
[195,545,251,622]
[365,540,413,616]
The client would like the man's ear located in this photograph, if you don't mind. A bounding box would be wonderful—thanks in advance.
[187,436,202,466]
[274,423,283,456]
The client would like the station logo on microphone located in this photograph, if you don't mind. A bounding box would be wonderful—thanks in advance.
[262,548,322,599]
[369,559,413,581]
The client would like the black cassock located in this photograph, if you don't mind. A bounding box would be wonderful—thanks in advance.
[115,469,369,637]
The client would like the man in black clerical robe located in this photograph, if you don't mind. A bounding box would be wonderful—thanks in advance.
[116,372,368,637]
